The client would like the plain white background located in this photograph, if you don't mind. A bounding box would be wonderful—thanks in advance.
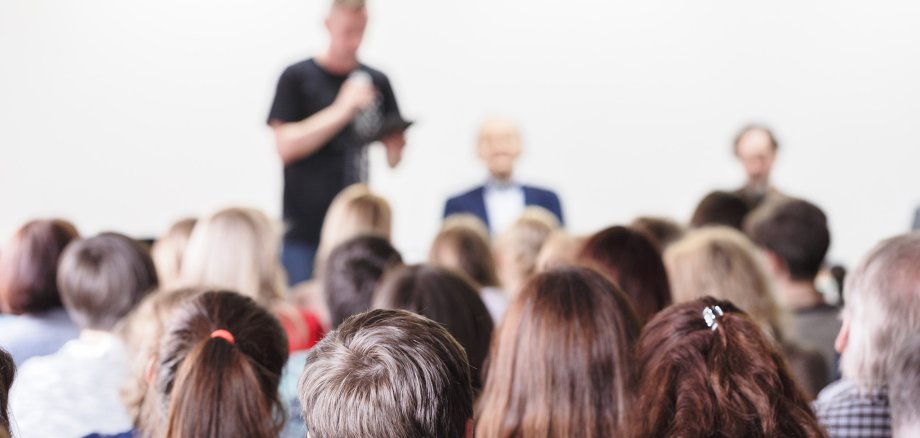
[2,0,919,266]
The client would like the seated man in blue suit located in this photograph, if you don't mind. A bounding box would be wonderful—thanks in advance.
[443,117,564,235]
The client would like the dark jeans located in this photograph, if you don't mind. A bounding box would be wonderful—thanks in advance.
[282,239,317,286]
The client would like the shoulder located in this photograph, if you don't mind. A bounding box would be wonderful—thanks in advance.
[447,186,485,204]
[522,185,560,200]
[358,63,389,81]
[280,58,320,80]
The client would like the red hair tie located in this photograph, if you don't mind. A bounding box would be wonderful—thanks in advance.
[210,329,235,344]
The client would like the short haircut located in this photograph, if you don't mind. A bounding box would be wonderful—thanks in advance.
[0,219,79,314]
[733,124,779,154]
[890,338,920,434]
[299,309,473,438]
[323,235,402,328]
[476,267,640,437]
[631,297,824,438]
[0,347,14,436]
[840,233,920,383]
[630,216,685,251]
[690,191,752,230]
[578,225,672,325]
[57,233,159,331]
[374,265,494,389]
[156,291,287,438]
[429,214,499,287]
[745,198,830,281]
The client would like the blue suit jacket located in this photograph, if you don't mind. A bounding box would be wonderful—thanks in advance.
[443,185,564,230]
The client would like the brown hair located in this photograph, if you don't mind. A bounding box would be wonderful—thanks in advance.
[324,234,403,328]
[57,233,158,331]
[475,267,640,438]
[0,219,79,314]
[155,291,288,438]
[374,264,494,389]
[430,214,499,288]
[690,191,752,230]
[630,216,685,250]
[299,309,473,438]
[631,297,825,438]
[578,225,672,324]
[745,198,830,281]
[0,347,13,437]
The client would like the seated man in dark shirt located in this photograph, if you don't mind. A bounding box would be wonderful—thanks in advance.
[267,0,407,284]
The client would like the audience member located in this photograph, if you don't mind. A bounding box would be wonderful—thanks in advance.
[10,233,157,437]
[577,225,671,324]
[298,309,473,438]
[534,230,584,272]
[746,197,840,379]
[0,219,80,365]
[374,264,494,389]
[733,124,784,208]
[153,291,287,438]
[181,207,324,352]
[444,117,563,235]
[323,234,402,328]
[149,217,196,290]
[890,338,920,438]
[429,214,507,322]
[314,183,392,281]
[0,348,13,438]
[494,207,560,297]
[476,267,639,437]
[665,227,829,398]
[690,190,751,230]
[630,297,825,438]
[814,233,920,437]
[630,215,685,251]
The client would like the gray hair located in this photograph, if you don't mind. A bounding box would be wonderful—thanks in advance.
[841,232,920,384]
[890,338,920,435]
[298,309,473,438]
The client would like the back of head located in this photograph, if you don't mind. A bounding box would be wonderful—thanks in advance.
[299,309,473,438]
[630,216,685,251]
[841,232,920,384]
[324,235,402,328]
[690,191,752,230]
[578,225,672,324]
[316,184,392,274]
[665,227,781,337]
[746,198,830,282]
[534,231,584,272]
[476,267,639,438]
[495,208,560,292]
[156,290,288,438]
[374,265,494,389]
[57,233,158,331]
[890,338,920,437]
[181,207,285,306]
[0,347,13,437]
[429,214,498,288]
[632,297,823,438]
[150,218,196,289]
[0,219,79,315]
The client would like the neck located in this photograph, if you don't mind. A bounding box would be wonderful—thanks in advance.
[490,172,512,183]
[776,277,824,311]
[80,329,115,343]
[316,51,358,75]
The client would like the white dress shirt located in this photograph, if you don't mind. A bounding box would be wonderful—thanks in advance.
[483,178,525,236]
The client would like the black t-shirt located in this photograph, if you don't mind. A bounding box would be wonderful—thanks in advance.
[267,58,401,243]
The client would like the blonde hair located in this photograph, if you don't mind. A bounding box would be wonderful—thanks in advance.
[535,231,585,272]
[841,233,920,385]
[429,215,498,288]
[664,227,783,339]
[315,184,392,278]
[494,207,560,296]
[151,218,196,290]
[180,208,286,306]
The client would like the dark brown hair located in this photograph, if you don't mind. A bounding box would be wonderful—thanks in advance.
[429,217,500,288]
[630,216,685,251]
[324,235,403,328]
[690,191,752,230]
[475,267,640,438]
[578,226,672,325]
[745,198,830,281]
[0,219,79,314]
[374,264,494,389]
[299,309,473,438]
[631,297,826,438]
[57,233,158,331]
[0,347,13,436]
[156,290,288,438]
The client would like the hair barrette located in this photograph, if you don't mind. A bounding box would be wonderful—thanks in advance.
[703,305,724,331]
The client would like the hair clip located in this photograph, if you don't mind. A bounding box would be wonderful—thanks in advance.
[210,329,235,344]
[703,306,724,331]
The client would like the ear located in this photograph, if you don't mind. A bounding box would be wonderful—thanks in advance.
[764,250,787,277]
[834,316,850,354]
[465,418,474,438]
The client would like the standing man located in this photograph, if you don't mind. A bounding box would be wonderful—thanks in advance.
[268,0,408,284]
[732,124,784,208]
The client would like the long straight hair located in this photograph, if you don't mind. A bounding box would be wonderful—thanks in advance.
[155,291,288,438]
[475,267,640,438]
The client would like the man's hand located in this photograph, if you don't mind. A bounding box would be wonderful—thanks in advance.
[381,130,407,168]
[334,77,376,115]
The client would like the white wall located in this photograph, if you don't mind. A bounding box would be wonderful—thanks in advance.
[2,0,919,266]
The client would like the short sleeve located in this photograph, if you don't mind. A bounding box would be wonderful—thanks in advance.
[377,73,402,120]
[267,67,304,125]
